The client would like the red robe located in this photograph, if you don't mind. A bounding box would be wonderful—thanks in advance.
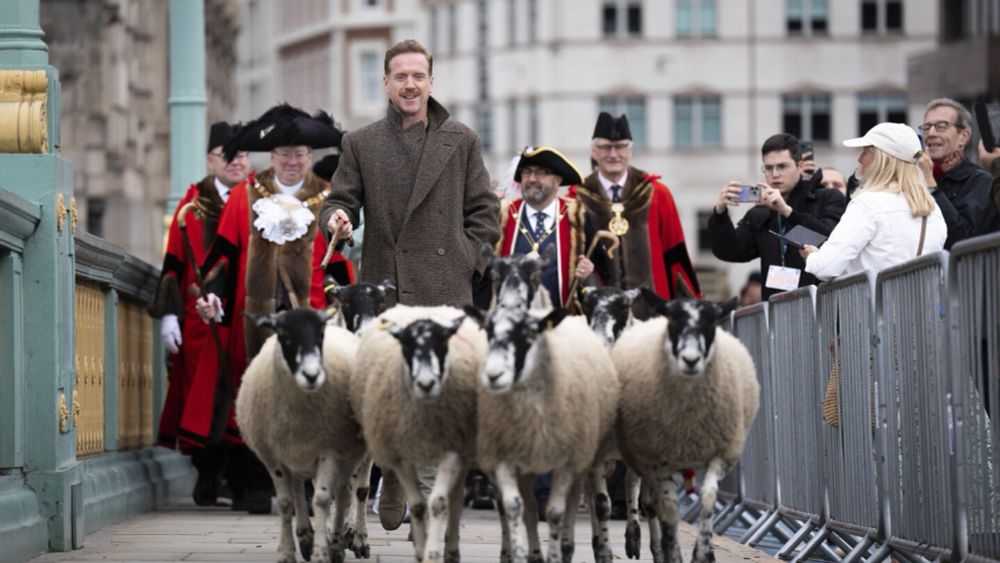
[497,196,585,307]
[200,169,352,444]
[150,178,230,451]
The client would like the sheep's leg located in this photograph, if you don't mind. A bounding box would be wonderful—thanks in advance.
[518,475,543,563]
[587,465,612,563]
[624,468,642,560]
[444,464,467,563]
[492,471,512,563]
[544,469,575,563]
[396,464,429,559]
[269,464,298,563]
[562,476,583,563]
[346,456,373,558]
[692,458,725,563]
[423,452,462,562]
[307,455,338,563]
[290,477,315,561]
[655,470,683,563]
[640,476,664,563]
[495,462,529,563]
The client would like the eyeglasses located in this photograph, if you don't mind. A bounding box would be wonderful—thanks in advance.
[761,162,795,174]
[210,151,248,160]
[272,150,311,161]
[918,121,963,133]
[520,167,553,179]
[593,141,632,154]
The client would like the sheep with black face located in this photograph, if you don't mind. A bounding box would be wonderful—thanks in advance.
[613,296,758,563]
[235,308,366,563]
[350,305,486,563]
[325,275,395,333]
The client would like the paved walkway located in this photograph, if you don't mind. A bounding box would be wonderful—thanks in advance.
[28,500,776,562]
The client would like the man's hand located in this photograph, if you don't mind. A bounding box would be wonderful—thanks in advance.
[326,209,353,241]
[714,181,744,214]
[918,152,937,189]
[196,293,223,324]
[799,244,818,259]
[575,256,595,279]
[800,157,817,181]
[979,140,1000,172]
[160,314,182,354]
[760,184,792,217]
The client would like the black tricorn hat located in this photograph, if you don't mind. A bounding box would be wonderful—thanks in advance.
[208,121,239,153]
[592,112,632,141]
[312,153,341,183]
[514,146,584,186]
[222,104,344,161]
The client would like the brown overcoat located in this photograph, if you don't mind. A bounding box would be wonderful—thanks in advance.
[319,97,500,307]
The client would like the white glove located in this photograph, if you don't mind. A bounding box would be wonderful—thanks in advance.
[196,293,224,324]
[161,314,182,354]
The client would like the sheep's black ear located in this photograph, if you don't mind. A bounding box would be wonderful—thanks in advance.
[540,244,557,267]
[441,315,465,336]
[320,309,336,324]
[624,287,642,303]
[715,297,738,323]
[639,287,667,314]
[463,305,486,327]
[480,243,495,260]
[540,308,568,332]
[379,276,397,292]
[244,311,278,328]
[384,321,405,339]
[324,275,342,299]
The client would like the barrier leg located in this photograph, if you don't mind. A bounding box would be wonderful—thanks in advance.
[777,520,815,560]
[789,524,830,563]
[841,534,874,563]
[680,492,701,523]
[714,502,745,534]
[866,543,893,563]
[712,499,737,527]
[740,510,781,545]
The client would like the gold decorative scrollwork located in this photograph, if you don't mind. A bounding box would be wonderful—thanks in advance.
[72,389,81,419]
[59,392,69,433]
[56,193,66,233]
[0,70,48,154]
[70,196,78,233]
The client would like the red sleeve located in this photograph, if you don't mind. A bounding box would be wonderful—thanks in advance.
[310,229,329,310]
[653,180,702,299]
[150,187,199,317]
[202,180,249,318]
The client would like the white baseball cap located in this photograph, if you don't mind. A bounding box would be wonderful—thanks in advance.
[842,122,923,164]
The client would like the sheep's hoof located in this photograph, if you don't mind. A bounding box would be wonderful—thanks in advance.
[444,548,461,563]
[625,520,642,559]
[590,540,611,563]
[297,526,315,561]
[692,543,716,563]
[499,546,511,563]
[278,553,297,563]
[312,545,334,563]
[527,551,545,563]
[562,540,576,563]
[349,531,370,559]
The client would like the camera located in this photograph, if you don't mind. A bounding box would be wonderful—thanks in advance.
[800,141,814,161]
[737,184,761,203]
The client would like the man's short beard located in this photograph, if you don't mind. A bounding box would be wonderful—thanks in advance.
[523,184,555,206]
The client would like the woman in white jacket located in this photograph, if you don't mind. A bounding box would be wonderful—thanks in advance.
[802,123,947,280]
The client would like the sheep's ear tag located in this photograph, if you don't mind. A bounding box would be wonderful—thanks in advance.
[324,304,338,315]
[377,320,393,331]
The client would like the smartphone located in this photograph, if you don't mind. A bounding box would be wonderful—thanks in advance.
[916,129,925,150]
[800,141,814,161]
[975,101,1000,152]
[737,184,761,203]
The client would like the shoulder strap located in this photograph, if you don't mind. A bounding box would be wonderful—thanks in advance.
[916,216,928,257]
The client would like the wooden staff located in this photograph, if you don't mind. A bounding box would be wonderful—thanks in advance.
[175,202,233,445]
[320,217,355,269]
[565,230,620,306]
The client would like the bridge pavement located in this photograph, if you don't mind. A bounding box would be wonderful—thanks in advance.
[27,500,776,562]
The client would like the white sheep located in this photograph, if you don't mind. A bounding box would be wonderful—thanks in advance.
[613,297,759,563]
[350,305,487,563]
[466,305,620,563]
[236,308,368,563]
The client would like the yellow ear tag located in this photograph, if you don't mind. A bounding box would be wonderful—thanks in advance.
[377,320,394,331]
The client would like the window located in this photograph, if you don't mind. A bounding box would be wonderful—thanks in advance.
[862,0,904,34]
[857,93,907,135]
[528,97,539,142]
[359,52,380,104]
[507,0,517,45]
[527,0,538,43]
[674,95,721,148]
[677,0,716,38]
[477,104,493,152]
[430,7,440,54]
[448,4,458,54]
[599,96,647,149]
[87,197,107,238]
[509,99,519,150]
[602,0,642,38]
[787,0,828,36]
[782,94,832,143]
[363,0,379,7]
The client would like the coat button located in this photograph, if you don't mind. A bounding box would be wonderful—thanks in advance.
[437,247,445,256]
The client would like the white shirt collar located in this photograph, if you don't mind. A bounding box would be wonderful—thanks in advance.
[524,198,559,227]
[275,178,305,195]
[213,177,231,203]
[598,171,628,199]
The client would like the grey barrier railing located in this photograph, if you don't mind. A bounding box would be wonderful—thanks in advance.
[949,232,1000,563]
[872,251,955,561]
[812,271,883,562]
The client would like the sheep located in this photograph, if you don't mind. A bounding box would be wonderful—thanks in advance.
[613,296,759,563]
[236,308,367,563]
[350,305,487,563]
[485,245,555,313]
[465,304,620,563]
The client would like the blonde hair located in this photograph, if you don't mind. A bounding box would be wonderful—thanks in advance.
[854,147,935,217]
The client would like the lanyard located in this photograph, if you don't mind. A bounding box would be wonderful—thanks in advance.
[777,214,787,267]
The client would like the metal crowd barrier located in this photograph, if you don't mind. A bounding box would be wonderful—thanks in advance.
[872,252,955,561]
[949,232,1000,562]
[812,271,883,562]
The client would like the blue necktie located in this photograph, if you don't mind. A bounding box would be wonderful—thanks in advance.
[611,184,622,202]
[534,212,548,240]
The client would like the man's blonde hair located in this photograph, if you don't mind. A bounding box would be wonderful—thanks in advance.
[854,147,935,218]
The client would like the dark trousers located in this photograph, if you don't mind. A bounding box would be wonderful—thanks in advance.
[226,444,273,496]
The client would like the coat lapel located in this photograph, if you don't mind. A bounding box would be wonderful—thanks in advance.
[404,129,459,222]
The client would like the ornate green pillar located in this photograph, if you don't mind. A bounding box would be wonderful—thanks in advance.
[0,0,81,555]
[168,0,207,213]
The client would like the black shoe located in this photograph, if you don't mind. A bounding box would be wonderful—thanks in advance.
[244,489,272,514]
[193,472,218,506]
[610,499,627,521]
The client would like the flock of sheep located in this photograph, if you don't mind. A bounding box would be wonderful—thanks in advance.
[234,249,760,563]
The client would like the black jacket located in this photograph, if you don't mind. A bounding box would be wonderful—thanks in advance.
[708,171,847,300]
[933,159,999,249]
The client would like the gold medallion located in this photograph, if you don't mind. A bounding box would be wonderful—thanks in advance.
[527,244,540,259]
[611,203,625,213]
[609,216,630,236]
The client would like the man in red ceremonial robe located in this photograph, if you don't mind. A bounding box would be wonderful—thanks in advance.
[196,104,346,513]
[149,121,248,507]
